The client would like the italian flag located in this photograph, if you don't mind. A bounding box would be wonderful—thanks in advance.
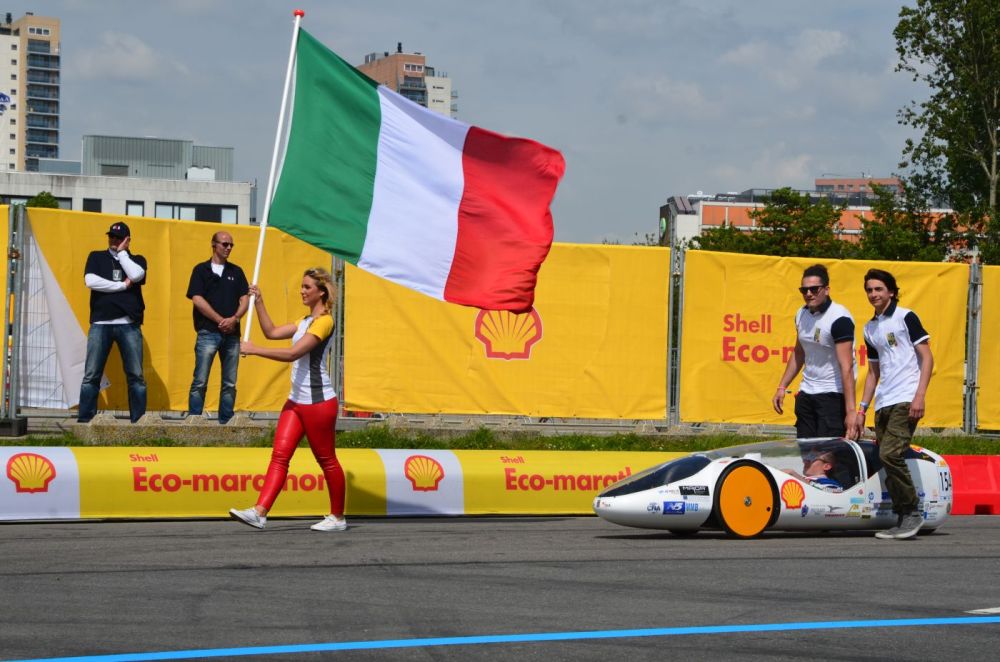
[268,29,565,311]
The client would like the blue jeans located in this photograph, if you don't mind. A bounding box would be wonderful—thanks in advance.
[188,330,240,424]
[78,323,146,423]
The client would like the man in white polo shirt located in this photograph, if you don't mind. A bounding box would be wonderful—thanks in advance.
[855,268,934,540]
[773,264,857,438]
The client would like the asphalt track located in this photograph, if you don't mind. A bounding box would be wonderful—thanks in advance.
[2,515,999,661]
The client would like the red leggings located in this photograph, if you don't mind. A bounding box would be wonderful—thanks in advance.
[256,397,345,515]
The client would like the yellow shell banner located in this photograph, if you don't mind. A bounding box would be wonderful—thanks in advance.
[977,266,1000,429]
[679,251,967,428]
[344,243,670,419]
[24,208,331,412]
[75,447,387,518]
[459,450,681,514]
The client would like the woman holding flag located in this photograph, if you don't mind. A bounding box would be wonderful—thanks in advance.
[229,267,347,532]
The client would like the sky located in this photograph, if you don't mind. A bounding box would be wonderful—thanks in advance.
[16,0,923,243]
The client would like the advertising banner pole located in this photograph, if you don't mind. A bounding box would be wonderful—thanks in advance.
[964,261,982,433]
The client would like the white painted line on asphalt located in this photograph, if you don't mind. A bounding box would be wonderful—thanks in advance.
[966,607,1000,615]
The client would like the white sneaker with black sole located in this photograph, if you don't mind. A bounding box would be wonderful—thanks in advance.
[230,507,266,529]
[311,515,348,532]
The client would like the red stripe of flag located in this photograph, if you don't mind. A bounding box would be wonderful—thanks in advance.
[444,126,565,312]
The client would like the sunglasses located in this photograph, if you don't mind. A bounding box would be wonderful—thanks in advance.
[214,242,234,248]
[798,285,824,295]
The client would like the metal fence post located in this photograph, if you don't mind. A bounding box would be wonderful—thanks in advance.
[667,245,686,427]
[1,204,26,436]
[964,262,982,434]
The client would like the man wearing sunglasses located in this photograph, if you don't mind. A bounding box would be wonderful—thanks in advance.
[772,264,857,438]
[185,230,249,424]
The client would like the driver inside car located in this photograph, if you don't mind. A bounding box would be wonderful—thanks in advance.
[784,450,843,491]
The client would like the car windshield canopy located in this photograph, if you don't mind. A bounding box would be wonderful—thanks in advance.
[705,438,862,490]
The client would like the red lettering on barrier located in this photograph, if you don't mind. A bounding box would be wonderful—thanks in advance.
[133,466,148,491]
[722,336,794,364]
[722,313,771,334]
[131,469,324,494]
[505,467,634,492]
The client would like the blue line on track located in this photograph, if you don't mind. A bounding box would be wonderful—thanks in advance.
[13,616,1000,661]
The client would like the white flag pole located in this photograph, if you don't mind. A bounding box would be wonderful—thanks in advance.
[244,9,305,342]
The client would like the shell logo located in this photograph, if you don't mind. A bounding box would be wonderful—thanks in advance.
[403,455,445,492]
[474,308,543,360]
[6,452,57,493]
[780,480,805,509]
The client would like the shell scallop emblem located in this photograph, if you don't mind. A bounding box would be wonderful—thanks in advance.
[6,452,57,493]
[780,479,805,509]
[474,308,543,360]
[404,455,445,492]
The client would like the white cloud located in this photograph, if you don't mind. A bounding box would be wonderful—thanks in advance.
[69,32,189,81]
[719,29,848,90]
[712,145,814,190]
[618,74,718,122]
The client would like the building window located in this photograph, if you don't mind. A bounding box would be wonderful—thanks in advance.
[82,198,102,213]
[9,119,14,125]
[9,60,14,65]
[8,148,13,155]
[10,44,16,51]
[9,74,15,80]
[8,134,13,139]
[9,89,15,95]
[156,202,237,223]
[155,203,196,220]
[101,164,129,177]
[126,201,144,216]
[8,164,13,169]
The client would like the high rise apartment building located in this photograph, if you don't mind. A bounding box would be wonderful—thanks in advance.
[0,13,59,172]
[358,43,457,118]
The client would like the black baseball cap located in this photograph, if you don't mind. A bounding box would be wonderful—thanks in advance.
[106,222,130,238]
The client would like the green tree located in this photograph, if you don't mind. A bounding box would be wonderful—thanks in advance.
[894,0,1000,262]
[690,188,855,259]
[856,183,959,262]
[25,191,59,208]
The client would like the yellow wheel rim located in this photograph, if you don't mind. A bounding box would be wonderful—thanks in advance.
[718,465,774,538]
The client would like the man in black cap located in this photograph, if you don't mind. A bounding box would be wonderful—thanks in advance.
[77,221,149,423]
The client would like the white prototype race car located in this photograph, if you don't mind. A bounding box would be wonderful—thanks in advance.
[593,438,953,538]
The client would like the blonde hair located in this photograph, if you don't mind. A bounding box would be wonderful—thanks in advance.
[304,267,335,316]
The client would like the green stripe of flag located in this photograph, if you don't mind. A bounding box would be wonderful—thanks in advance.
[269,29,382,264]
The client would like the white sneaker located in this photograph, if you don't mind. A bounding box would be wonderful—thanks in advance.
[230,507,266,529]
[310,515,348,532]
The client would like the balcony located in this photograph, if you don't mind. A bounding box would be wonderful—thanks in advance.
[26,116,59,129]
[27,72,59,85]
[26,86,59,100]
[26,100,59,115]
[25,144,58,158]
[26,54,60,70]
[26,129,58,145]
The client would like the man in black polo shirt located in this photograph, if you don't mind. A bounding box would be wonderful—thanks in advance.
[78,221,148,424]
[186,230,249,424]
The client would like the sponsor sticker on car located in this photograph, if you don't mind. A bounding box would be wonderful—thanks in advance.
[662,501,686,515]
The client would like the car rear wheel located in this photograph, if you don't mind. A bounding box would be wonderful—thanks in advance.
[715,462,778,538]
